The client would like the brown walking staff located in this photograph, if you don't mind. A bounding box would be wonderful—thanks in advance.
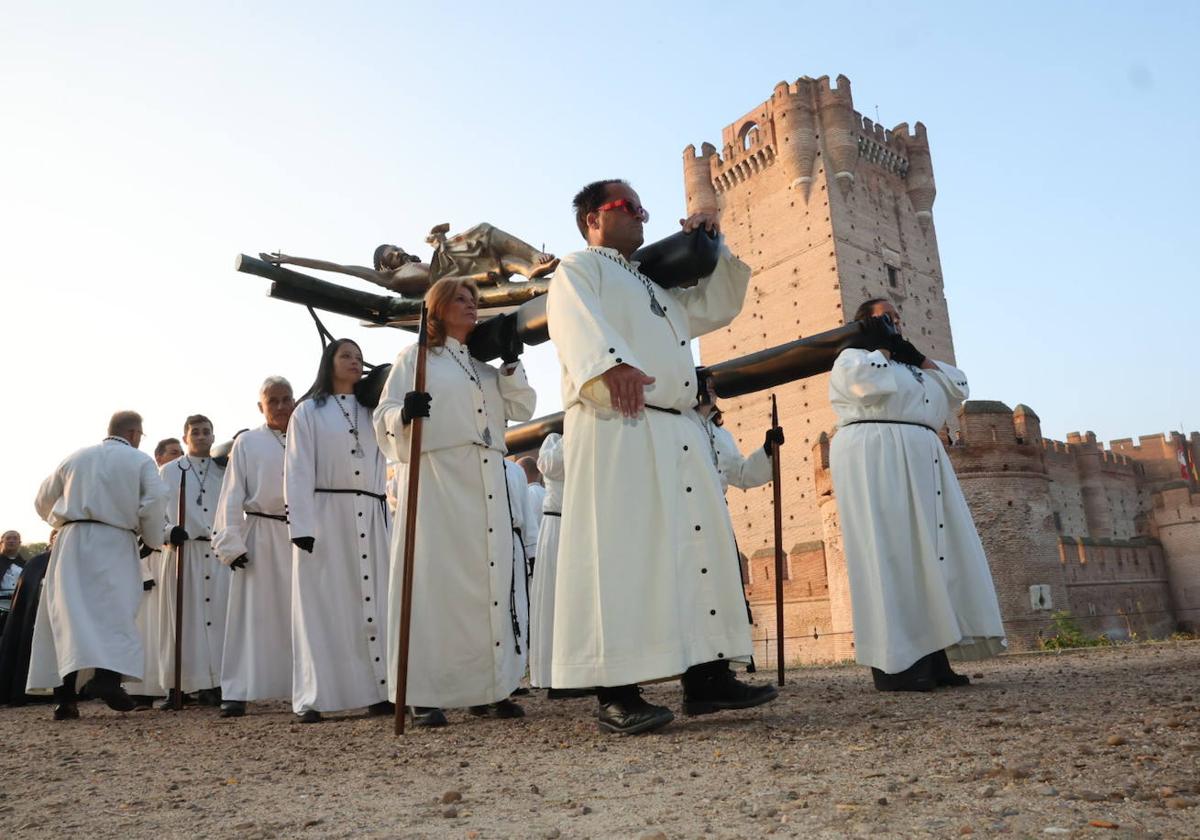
[394,303,429,735]
[770,394,786,686]
[172,463,187,710]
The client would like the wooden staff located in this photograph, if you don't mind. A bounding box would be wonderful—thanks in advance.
[172,464,187,710]
[770,394,785,686]
[394,303,429,735]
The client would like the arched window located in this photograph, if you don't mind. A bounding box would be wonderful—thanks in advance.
[740,122,760,151]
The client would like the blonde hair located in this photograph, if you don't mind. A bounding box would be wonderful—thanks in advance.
[424,278,480,347]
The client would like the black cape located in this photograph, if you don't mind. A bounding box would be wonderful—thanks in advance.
[0,550,50,704]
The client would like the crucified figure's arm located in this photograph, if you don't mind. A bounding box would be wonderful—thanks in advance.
[262,252,431,296]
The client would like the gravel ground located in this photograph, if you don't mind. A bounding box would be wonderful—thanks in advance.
[1,642,1198,839]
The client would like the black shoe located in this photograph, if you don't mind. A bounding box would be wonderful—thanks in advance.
[411,706,447,727]
[295,709,322,724]
[871,654,936,692]
[547,687,596,700]
[367,701,395,717]
[510,686,530,696]
[195,687,222,707]
[681,663,779,716]
[596,689,674,735]
[52,702,80,721]
[468,704,490,717]
[219,700,246,718]
[84,672,138,712]
[156,690,188,711]
[493,699,525,718]
[931,650,971,687]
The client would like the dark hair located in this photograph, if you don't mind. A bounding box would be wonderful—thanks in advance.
[300,338,362,406]
[183,414,213,435]
[108,410,143,437]
[853,298,888,322]
[154,437,181,459]
[572,179,627,239]
[373,244,392,271]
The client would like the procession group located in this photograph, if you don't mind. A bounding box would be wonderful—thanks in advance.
[11,179,1006,735]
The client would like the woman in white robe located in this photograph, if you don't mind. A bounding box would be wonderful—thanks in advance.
[213,386,295,715]
[286,339,392,723]
[528,432,564,689]
[829,299,1006,691]
[375,278,536,727]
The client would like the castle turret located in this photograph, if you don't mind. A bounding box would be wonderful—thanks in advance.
[772,80,819,200]
[682,142,719,216]
[894,121,937,230]
[815,74,858,195]
[1013,404,1043,446]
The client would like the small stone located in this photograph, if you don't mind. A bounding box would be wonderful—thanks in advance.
[466,832,480,839]
[441,791,462,804]
[543,830,561,839]
[979,786,997,799]
[877,797,888,806]
[689,770,699,778]
[529,784,540,795]
[1157,786,1177,799]
[441,806,458,818]
[959,827,973,836]
[638,833,667,840]
[1106,735,1127,746]
[1089,820,1119,830]
[1043,829,1070,835]
[1036,786,1058,797]
[785,790,799,800]
[302,818,323,828]
[1165,797,1198,809]
[1080,791,1107,802]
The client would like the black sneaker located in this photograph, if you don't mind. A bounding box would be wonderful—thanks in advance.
[596,688,674,735]
[295,709,322,724]
[52,702,80,721]
[411,706,447,727]
[219,700,246,718]
[682,666,778,716]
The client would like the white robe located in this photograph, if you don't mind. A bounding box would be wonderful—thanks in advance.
[689,411,773,493]
[504,459,533,662]
[524,482,546,558]
[529,433,563,687]
[156,455,229,692]
[213,426,293,702]
[127,548,168,696]
[286,394,390,713]
[829,349,1007,673]
[27,438,168,689]
[375,341,536,709]
[546,245,753,688]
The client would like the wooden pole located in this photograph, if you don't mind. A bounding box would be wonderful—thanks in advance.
[770,394,785,686]
[394,303,429,735]
[172,466,187,710]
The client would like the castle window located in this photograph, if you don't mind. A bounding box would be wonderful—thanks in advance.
[887,265,899,288]
[740,122,760,151]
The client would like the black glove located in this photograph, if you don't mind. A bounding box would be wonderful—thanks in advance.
[889,335,927,368]
[168,526,189,547]
[138,539,154,559]
[401,391,432,425]
[860,314,898,350]
[292,537,315,554]
[143,579,156,592]
[230,554,249,571]
[763,426,785,456]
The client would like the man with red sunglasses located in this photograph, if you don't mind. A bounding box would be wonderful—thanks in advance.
[545,179,778,735]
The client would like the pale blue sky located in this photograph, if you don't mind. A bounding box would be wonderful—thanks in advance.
[2,2,1197,540]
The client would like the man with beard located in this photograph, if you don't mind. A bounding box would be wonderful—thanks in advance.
[213,377,296,717]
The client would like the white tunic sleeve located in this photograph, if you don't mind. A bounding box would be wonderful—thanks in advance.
[830,348,900,406]
[284,402,318,541]
[664,246,751,337]
[374,345,417,463]
[714,425,772,490]
[137,457,168,550]
[213,438,249,564]
[34,461,65,523]
[547,251,644,399]
[536,433,564,482]
[927,360,970,404]
[496,361,536,423]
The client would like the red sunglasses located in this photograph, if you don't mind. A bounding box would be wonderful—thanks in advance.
[597,199,649,223]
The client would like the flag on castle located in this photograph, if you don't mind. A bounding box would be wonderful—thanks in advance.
[1176,435,1198,485]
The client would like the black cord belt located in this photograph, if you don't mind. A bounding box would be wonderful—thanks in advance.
[646,404,681,415]
[246,511,288,522]
[315,488,387,502]
[843,419,938,434]
[62,519,136,534]
[542,511,561,518]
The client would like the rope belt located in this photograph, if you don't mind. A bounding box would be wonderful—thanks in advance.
[843,419,938,434]
[542,511,561,518]
[315,488,387,503]
[62,519,136,534]
[192,537,211,542]
[646,404,681,415]
[246,511,288,522]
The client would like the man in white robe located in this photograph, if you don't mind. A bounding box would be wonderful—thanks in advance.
[27,410,169,719]
[518,456,544,562]
[546,179,778,735]
[156,415,229,708]
[213,378,296,717]
[829,299,1006,692]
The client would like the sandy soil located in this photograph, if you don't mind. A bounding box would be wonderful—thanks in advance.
[2,642,1198,839]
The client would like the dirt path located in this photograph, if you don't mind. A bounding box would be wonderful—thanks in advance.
[2,642,1198,839]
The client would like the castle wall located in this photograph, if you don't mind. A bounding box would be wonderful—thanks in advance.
[1059,538,1175,639]
[1151,486,1200,631]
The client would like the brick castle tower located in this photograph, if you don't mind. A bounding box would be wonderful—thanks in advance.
[684,75,954,663]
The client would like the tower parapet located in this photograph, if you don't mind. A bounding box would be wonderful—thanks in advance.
[683,142,719,216]
[894,121,936,229]
[815,74,859,195]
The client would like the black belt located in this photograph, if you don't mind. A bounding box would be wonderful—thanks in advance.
[646,404,681,415]
[843,419,938,434]
[315,488,387,502]
[246,511,288,522]
[192,536,211,542]
[62,519,136,534]
[543,511,561,518]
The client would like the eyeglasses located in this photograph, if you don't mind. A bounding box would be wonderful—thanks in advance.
[597,199,649,223]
